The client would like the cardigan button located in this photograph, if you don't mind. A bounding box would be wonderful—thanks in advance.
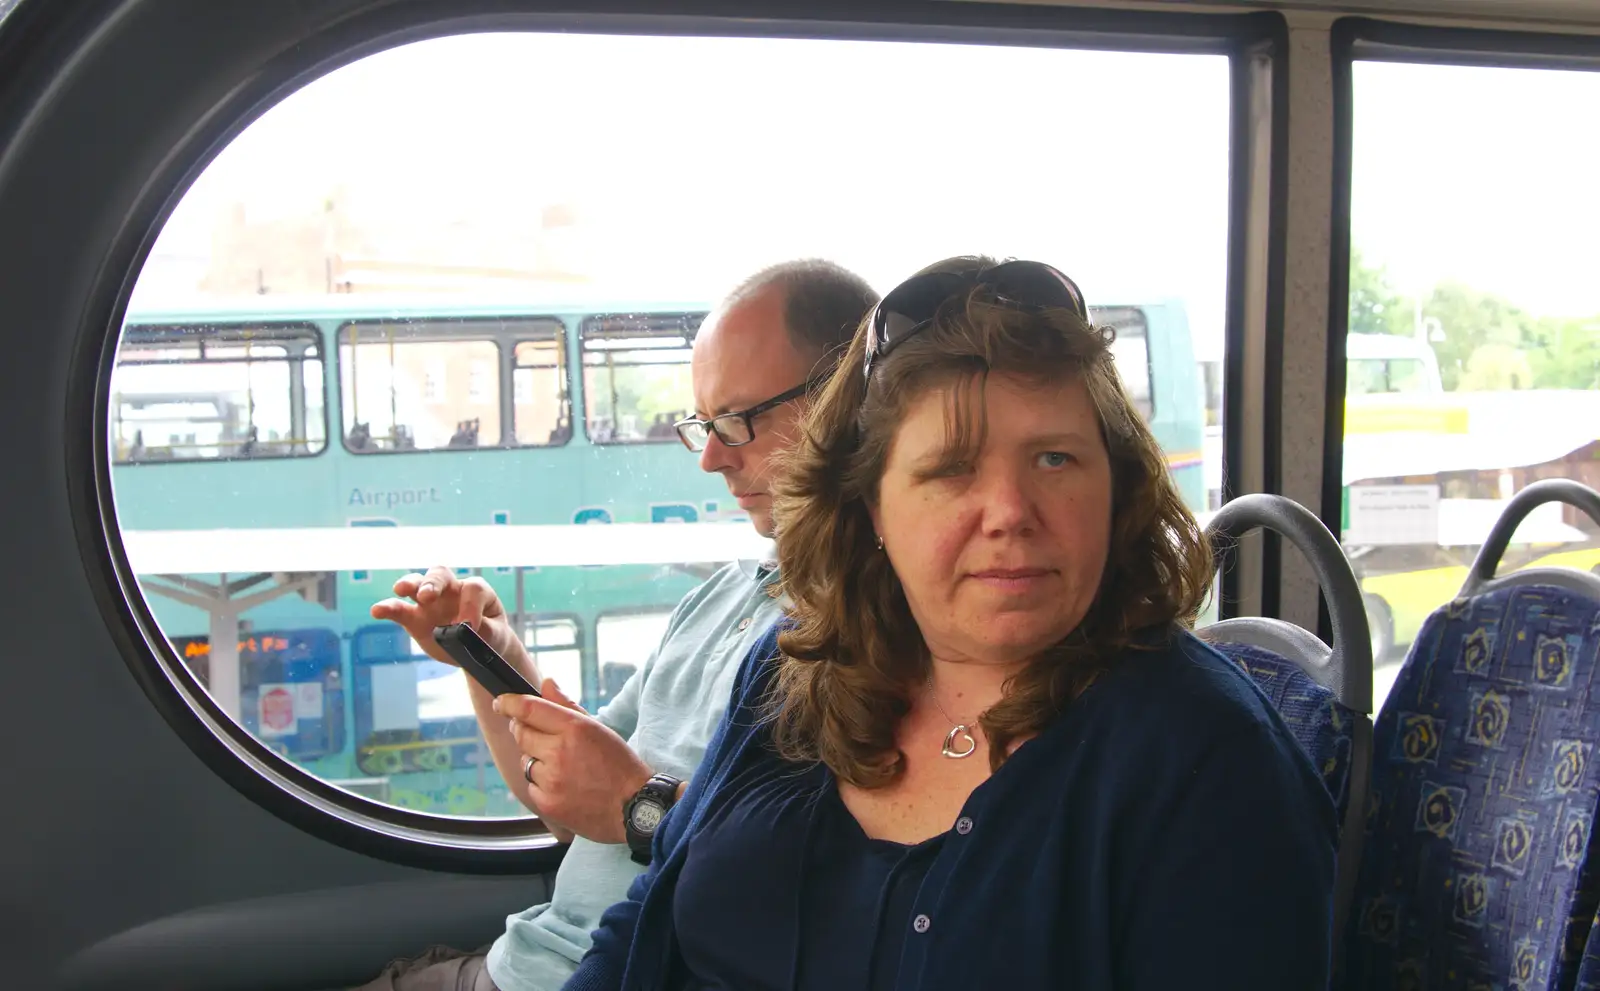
[955,817,973,835]
[737,617,751,631]
[913,914,931,933]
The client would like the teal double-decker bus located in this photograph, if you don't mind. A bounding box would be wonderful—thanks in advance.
[109,291,1206,815]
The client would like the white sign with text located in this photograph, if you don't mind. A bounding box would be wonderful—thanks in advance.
[1346,485,1441,546]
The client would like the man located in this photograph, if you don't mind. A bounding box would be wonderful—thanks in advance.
[357,259,878,991]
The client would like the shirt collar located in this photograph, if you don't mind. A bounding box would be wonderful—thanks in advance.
[737,538,779,584]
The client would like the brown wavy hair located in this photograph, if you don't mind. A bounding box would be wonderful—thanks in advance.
[768,256,1214,789]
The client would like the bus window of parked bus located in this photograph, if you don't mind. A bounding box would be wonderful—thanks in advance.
[1093,306,1154,420]
[514,339,571,446]
[339,323,502,451]
[1344,62,1600,714]
[111,325,325,461]
[595,609,673,703]
[581,314,700,444]
[523,617,582,700]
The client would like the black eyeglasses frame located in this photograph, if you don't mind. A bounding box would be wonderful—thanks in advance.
[672,380,813,452]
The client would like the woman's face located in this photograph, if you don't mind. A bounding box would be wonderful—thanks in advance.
[871,372,1114,668]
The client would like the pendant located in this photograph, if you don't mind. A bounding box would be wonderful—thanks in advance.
[942,724,977,759]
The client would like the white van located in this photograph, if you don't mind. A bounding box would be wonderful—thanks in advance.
[1346,332,1444,395]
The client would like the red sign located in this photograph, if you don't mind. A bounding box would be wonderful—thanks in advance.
[259,686,296,736]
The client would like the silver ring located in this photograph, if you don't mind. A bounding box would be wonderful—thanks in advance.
[522,754,537,783]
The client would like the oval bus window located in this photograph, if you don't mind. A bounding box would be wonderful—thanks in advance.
[111,32,1230,822]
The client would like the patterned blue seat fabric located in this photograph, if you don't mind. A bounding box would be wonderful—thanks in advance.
[1222,641,1358,829]
[1343,584,1600,991]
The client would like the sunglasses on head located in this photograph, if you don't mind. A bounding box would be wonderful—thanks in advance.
[861,259,1089,381]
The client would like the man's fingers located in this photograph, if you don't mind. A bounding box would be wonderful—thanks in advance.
[391,573,425,598]
[507,719,560,764]
[454,581,494,628]
[540,678,586,713]
[414,565,459,604]
[495,693,576,732]
[458,577,504,622]
[369,597,419,624]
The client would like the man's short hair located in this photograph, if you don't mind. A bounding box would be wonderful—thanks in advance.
[724,259,880,374]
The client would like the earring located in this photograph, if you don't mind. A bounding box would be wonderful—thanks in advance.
[875,534,884,550]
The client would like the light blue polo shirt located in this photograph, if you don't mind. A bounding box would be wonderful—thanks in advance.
[486,559,784,991]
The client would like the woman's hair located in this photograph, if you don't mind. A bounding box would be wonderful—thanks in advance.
[768,256,1214,789]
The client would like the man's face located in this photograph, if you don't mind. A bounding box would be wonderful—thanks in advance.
[689,286,815,537]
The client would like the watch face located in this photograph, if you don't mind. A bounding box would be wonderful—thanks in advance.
[630,800,664,833]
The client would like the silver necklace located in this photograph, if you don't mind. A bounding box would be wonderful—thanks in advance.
[928,685,978,759]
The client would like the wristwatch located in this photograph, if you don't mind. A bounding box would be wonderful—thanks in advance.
[623,772,682,866]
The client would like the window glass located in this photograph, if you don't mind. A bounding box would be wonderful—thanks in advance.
[596,610,674,704]
[582,314,699,444]
[524,617,582,700]
[172,628,345,760]
[340,623,520,816]
[111,326,325,461]
[115,33,1229,821]
[339,328,501,451]
[1347,358,1430,396]
[1093,306,1154,419]
[1346,62,1600,714]
[514,339,572,445]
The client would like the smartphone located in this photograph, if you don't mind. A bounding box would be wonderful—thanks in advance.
[433,623,542,698]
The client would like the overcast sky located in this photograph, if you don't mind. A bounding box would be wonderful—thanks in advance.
[139,32,1600,364]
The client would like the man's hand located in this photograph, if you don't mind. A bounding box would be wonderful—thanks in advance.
[370,565,519,666]
[495,678,652,844]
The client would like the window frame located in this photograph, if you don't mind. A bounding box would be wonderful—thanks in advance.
[1323,16,1600,574]
[1322,17,1600,647]
[112,320,329,464]
[62,0,1284,870]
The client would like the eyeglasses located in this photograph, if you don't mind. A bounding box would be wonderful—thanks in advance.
[861,259,1088,381]
[673,381,812,452]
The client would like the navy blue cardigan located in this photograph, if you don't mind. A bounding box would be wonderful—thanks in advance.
[563,625,1337,991]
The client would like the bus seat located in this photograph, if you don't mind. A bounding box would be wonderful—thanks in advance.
[55,876,543,991]
[1215,639,1359,822]
[346,421,372,451]
[645,412,676,440]
[1342,479,1600,991]
[447,418,480,448]
[1198,493,1375,977]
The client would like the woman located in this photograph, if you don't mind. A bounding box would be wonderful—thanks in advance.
[563,257,1337,991]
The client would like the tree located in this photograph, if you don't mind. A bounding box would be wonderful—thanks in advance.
[1346,247,1598,392]
[1529,318,1600,390]
[1347,248,1413,338]
[1458,343,1534,391]
[1422,282,1538,391]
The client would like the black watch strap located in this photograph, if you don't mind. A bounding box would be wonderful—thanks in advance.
[624,772,682,866]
